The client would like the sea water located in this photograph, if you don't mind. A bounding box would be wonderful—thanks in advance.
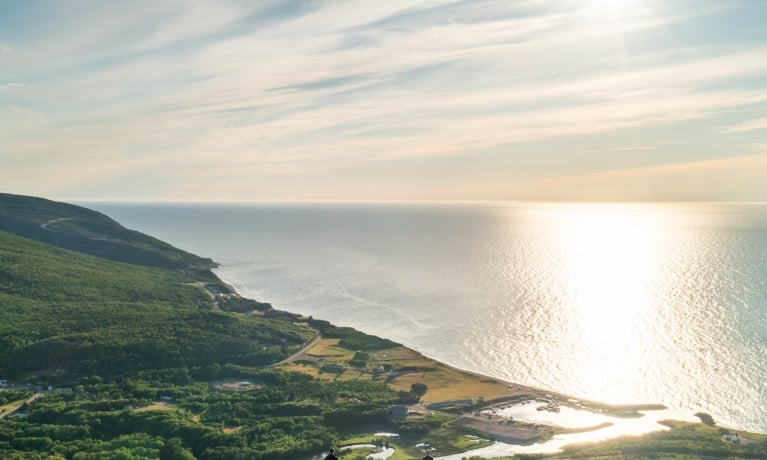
[86,202,767,433]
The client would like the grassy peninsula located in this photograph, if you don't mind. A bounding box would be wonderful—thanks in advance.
[1,194,766,459]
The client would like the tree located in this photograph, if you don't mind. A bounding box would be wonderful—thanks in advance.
[411,383,427,396]
[160,438,196,460]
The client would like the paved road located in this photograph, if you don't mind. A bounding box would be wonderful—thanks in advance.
[0,393,43,419]
[40,217,73,229]
[273,331,322,366]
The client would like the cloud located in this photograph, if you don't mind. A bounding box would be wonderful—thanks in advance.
[509,154,767,201]
[1,0,766,200]
[721,117,767,134]
[0,82,27,91]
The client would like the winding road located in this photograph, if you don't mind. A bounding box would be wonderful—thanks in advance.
[0,393,43,419]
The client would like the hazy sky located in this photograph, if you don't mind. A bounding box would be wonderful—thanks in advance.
[1,0,766,202]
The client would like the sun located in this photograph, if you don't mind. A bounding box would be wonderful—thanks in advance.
[583,0,635,12]
[581,0,642,21]
[576,0,646,38]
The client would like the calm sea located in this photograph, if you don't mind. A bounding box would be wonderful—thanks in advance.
[86,202,767,432]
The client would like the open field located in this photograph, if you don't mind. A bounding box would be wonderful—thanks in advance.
[280,339,540,403]
[134,402,176,412]
[306,338,353,358]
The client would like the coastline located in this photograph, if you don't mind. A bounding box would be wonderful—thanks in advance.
[214,269,667,416]
[87,200,767,436]
[6,196,767,459]
[211,270,731,459]
[203,264,766,456]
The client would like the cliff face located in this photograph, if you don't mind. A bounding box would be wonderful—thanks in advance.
[0,193,216,270]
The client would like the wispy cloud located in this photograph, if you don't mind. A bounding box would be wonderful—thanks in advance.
[722,117,767,134]
[1,0,766,200]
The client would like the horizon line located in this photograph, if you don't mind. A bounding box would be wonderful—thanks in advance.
[70,198,767,206]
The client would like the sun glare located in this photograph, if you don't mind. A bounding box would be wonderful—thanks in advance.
[568,210,654,334]
[579,0,644,31]
[583,0,636,16]
[552,205,671,395]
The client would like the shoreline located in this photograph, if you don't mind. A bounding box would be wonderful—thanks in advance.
[210,269,767,457]
[410,344,670,414]
[214,269,668,415]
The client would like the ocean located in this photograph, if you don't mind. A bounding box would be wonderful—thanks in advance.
[86,201,767,433]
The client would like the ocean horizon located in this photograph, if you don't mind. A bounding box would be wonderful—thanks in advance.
[85,201,767,433]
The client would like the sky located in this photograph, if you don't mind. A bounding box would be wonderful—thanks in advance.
[1,0,766,202]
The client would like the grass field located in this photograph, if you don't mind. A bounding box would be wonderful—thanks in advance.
[134,402,176,412]
[307,338,354,358]
[281,338,517,403]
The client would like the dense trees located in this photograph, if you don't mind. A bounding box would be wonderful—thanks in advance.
[0,370,404,459]
[0,230,314,377]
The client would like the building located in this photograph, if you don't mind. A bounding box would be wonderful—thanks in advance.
[425,399,473,410]
[390,405,409,416]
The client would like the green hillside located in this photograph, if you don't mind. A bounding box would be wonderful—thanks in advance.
[0,198,405,459]
[0,193,215,271]
[0,229,313,377]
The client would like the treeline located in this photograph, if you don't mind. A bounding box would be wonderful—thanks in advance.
[310,323,398,351]
[0,389,32,406]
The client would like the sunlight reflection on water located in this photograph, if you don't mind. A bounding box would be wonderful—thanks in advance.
[87,201,767,433]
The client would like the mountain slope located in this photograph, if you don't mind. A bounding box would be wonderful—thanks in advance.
[0,228,313,377]
[0,193,215,270]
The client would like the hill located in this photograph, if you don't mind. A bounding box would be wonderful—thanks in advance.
[0,193,215,271]
[0,229,314,377]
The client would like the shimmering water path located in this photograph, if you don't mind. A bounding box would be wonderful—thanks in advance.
[87,202,767,432]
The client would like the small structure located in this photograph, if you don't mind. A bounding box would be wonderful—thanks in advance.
[722,432,740,443]
[390,405,409,416]
[426,399,473,410]
[321,364,345,373]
